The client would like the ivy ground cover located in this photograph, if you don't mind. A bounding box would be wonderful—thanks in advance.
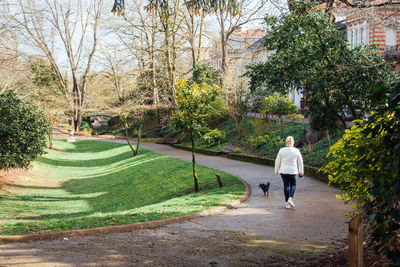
[0,140,244,236]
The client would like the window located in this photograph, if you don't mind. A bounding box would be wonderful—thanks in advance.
[360,28,364,44]
[348,22,369,49]
[386,28,397,47]
[350,29,354,48]
[355,29,359,45]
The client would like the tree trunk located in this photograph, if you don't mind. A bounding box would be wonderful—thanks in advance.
[197,11,205,63]
[306,115,313,152]
[48,133,53,149]
[191,137,199,193]
[163,20,173,103]
[134,124,142,156]
[121,116,136,156]
[151,10,159,105]
[348,99,357,120]
[240,118,245,139]
[219,8,226,92]
[189,9,196,69]
[75,107,83,132]
[171,9,177,105]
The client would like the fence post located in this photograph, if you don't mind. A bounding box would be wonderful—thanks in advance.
[348,214,363,267]
[214,173,223,188]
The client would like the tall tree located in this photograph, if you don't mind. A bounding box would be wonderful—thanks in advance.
[146,0,184,105]
[113,0,242,16]
[181,2,207,69]
[3,0,104,131]
[109,0,162,105]
[245,5,395,135]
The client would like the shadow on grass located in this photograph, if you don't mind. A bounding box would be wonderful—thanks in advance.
[0,140,243,234]
[57,157,235,215]
[61,140,125,154]
[36,150,149,168]
[6,184,60,189]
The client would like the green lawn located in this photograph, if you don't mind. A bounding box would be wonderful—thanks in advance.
[0,140,244,236]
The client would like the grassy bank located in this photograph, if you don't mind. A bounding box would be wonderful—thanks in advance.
[168,118,342,168]
[0,140,244,236]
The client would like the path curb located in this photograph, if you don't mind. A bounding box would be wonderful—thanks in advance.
[171,144,329,183]
[171,144,222,156]
[0,181,250,244]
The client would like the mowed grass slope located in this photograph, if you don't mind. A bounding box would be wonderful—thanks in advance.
[0,140,244,236]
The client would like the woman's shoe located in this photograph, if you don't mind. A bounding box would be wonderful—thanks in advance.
[288,197,295,208]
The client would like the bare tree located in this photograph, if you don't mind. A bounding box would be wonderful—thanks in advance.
[2,0,104,131]
[94,48,150,156]
[147,0,185,104]
[181,3,207,69]
[108,0,162,105]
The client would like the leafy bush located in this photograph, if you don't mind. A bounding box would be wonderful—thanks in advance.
[206,97,229,127]
[281,122,307,143]
[251,118,269,137]
[249,134,284,155]
[322,81,400,263]
[248,135,269,148]
[158,125,180,138]
[0,90,50,170]
[191,63,220,85]
[80,121,91,132]
[301,146,331,168]
[268,136,285,151]
[217,117,255,143]
[201,129,225,147]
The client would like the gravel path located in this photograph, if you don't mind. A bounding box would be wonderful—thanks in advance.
[0,138,349,266]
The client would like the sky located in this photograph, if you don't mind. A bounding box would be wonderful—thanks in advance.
[8,0,287,73]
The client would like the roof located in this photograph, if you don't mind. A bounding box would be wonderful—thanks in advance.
[333,20,347,30]
[247,36,265,51]
[232,29,265,38]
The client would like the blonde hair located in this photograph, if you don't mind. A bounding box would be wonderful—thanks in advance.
[286,136,294,146]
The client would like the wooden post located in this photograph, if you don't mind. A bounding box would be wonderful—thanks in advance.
[349,214,363,267]
[214,173,223,188]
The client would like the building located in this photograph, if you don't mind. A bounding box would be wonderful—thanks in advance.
[207,28,265,88]
[344,5,400,71]
[206,27,305,109]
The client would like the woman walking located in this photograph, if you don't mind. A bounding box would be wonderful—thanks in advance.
[275,136,304,209]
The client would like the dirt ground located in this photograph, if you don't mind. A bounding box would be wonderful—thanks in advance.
[0,138,364,266]
[0,226,344,267]
[0,169,27,191]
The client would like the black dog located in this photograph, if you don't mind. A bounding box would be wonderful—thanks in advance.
[259,182,270,197]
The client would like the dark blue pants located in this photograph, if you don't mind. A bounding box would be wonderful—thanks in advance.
[281,174,296,202]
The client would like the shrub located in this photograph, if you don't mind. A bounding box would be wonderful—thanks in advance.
[252,118,269,137]
[248,135,269,149]
[268,136,285,151]
[206,97,229,127]
[158,125,180,138]
[202,129,226,147]
[80,121,91,132]
[0,90,50,170]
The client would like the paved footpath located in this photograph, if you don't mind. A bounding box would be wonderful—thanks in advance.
[0,139,349,266]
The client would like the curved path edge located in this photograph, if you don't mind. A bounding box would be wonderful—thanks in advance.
[0,181,250,243]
